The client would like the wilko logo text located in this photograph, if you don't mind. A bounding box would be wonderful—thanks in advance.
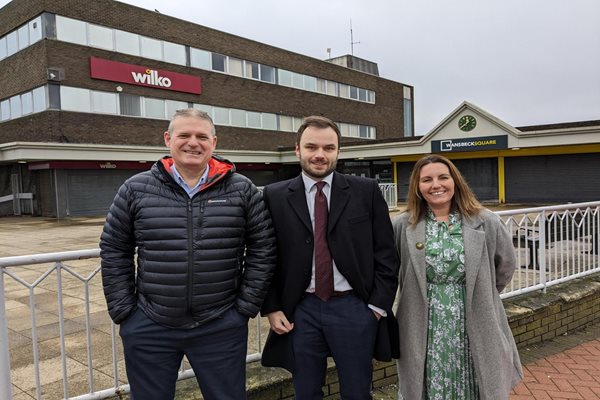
[131,69,172,88]
[89,57,201,94]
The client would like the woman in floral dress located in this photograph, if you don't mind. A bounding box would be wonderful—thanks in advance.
[392,154,522,399]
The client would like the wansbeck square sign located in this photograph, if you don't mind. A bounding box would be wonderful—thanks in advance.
[431,135,508,153]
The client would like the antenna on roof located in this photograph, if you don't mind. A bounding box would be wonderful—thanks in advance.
[350,19,360,56]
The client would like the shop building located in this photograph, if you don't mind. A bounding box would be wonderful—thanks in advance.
[0,0,413,217]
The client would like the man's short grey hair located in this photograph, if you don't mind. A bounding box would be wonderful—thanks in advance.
[167,108,216,136]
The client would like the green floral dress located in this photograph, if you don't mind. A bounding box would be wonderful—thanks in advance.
[423,208,480,399]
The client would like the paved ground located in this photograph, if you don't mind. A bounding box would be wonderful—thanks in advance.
[1,215,599,399]
[373,324,600,400]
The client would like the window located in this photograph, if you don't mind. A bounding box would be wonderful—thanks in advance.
[32,86,46,113]
[279,115,293,132]
[0,37,7,60]
[0,100,9,121]
[368,90,375,103]
[349,124,359,137]
[6,31,18,57]
[291,72,304,89]
[28,17,43,45]
[193,103,213,116]
[359,125,369,138]
[144,98,165,119]
[403,98,413,137]
[338,123,349,137]
[213,107,230,124]
[163,42,186,66]
[316,79,327,94]
[247,111,261,128]
[339,84,349,99]
[211,53,226,72]
[230,109,246,127]
[260,65,275,83]
[245,61,259,79]
[48,84,61,109]
[293,117,303,131]
[262,113,277,130]
[115,30,140,56]
[278,69,292,87]
[91,91,117,114]
[190,48,211,70]
[88,24,113,50]
[326,81,337,96]
[358,88,367,102]
[119,93,141,116]
[17,25,29,50]
[166,100,188,118]
[56,16,86,46]
[61,86,91,112]
[21,92,33,115]
[304,76,317,92]
[141,36,162,60]
[228,57,243,77]
[349,86,358,100]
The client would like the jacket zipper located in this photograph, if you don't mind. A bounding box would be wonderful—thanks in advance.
[187,198,193,312]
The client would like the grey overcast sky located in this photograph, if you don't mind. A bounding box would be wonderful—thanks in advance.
[3,0,599,134]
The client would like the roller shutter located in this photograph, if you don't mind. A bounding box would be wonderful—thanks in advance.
[66,170,137,216]
[505,153,600,203]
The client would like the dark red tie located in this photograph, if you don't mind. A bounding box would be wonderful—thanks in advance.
[314,181,334,301]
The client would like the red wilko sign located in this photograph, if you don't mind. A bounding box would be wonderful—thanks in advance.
[89,57,201,94]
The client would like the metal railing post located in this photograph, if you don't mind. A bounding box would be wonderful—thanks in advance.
[539,211,547,292]
[0,269,14,400]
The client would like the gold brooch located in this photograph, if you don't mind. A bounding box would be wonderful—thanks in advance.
[416,242,424,250]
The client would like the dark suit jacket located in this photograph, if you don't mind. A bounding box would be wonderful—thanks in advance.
[261,172,400,372]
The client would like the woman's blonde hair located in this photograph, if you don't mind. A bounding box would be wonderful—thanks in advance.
[406,154,482,225]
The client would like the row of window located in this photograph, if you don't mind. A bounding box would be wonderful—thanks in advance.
[0,15,43,60]
[0,13,375,104]
[0,85,377,139]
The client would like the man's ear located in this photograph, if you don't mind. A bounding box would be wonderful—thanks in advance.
[163,131,171,147]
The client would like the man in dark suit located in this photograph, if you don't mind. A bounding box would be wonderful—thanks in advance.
[261,116,399,400]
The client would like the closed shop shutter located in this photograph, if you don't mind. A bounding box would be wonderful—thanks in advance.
[66,170,137,216]
[505,153,600,203]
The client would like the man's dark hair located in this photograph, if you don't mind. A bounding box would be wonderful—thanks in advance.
[296,116,341,147]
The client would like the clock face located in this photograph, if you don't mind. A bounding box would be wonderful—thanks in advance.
[458,115,477,132]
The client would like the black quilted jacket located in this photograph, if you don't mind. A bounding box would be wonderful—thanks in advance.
[100,155,276,328]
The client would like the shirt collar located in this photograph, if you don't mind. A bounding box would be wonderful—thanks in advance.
[171,164,210,192]
[301,172,333,193]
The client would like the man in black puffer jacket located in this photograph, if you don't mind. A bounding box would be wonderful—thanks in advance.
[100,108,276,400]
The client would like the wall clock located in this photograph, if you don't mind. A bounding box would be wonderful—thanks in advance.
[458,115,477,132]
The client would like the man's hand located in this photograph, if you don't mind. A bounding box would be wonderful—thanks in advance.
[266,311,294,334]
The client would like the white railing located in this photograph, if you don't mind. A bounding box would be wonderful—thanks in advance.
[497,201,600,298]
[0,251,265,400]
[1,201,598,399]
[378,183,398,209]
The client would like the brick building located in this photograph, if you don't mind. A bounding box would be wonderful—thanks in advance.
[0,0,413,217]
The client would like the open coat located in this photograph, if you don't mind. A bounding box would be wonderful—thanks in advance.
[261,172,400,372]
[393,209,523,400]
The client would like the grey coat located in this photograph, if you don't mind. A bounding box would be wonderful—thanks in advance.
[392,209,523,400]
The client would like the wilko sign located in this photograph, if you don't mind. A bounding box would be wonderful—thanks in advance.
[89,57,201,94]
[131,69,172,88]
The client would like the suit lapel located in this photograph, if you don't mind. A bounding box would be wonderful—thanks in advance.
[406,219,428,303]
[328,172,350,233]
[462,214,485,308]
[286,176,312,233]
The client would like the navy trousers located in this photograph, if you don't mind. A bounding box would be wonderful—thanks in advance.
[292,293,379,400]
[119,307,249,400]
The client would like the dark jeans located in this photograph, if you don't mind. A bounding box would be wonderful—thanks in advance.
[119,307,248,400]
[292,293,379,400]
